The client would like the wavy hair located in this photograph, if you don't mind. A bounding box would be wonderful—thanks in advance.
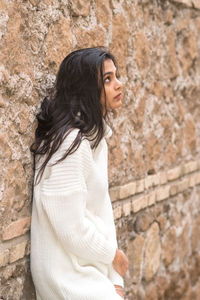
[30,47,116,184]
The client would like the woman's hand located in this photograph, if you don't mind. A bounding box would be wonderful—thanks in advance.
[112,249,128,278]
[114,285,124,299]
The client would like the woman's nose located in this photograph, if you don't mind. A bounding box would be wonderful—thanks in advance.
[115,78,123,90]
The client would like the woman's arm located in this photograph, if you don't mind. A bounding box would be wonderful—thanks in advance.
[41,190,116,264]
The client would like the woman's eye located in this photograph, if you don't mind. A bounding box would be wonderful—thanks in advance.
[104,77,110,83]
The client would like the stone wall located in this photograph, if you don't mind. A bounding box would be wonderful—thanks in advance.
[0,0,200,299]
[112,160,200,299]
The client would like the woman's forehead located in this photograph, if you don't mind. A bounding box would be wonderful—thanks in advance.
[103,59,116,74]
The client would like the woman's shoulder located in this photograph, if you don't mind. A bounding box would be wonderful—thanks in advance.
[60,128,92,157]
[48,129,93,168]
[63,128,79,143]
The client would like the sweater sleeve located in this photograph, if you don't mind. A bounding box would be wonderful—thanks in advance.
[98,192,124,287]
[39,132,116,265]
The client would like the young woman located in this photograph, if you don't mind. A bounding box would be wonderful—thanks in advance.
[30,47,128,300]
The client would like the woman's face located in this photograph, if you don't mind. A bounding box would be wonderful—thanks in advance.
[100,59,123,114]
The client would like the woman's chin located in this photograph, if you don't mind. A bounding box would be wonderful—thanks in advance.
[106,101,123,112]
[113,101,123,109]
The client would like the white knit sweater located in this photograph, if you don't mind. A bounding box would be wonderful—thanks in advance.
[30,127,124,300]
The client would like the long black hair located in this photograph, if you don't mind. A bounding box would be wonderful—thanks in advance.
[30,47,116,184]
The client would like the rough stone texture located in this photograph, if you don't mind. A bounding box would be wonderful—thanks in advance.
[135,31,150,79]
[96,0,111,31]
[74,25,106,49]
[184,117,196,153]
[134,212,154,233]
[127,235,144,284]
[71,0,90,17]
[1,0,200,299]
[162,227,176,266]
[45,17,73,73]
[116,185,200,300]
[144,222,161,282]
[166,28,179,79]
[9,241,27,264]
[0,250,9,268]
[110,14,128,76]
[1,161,27,216]
[2,217,31,241]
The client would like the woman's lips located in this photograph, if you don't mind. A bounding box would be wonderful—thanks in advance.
[114,93,122,100]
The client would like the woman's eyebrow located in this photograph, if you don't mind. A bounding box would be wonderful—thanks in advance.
[103,70,116,77]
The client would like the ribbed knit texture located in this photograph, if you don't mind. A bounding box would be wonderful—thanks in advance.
[31,128,124,300]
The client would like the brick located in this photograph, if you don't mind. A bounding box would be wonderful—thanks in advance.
[189,174,196,187]
[145,174,159,189]
[192,0,200,9]
[144,176,153,189]
[135,179,145,194]
[119,182,136,199]
[109,186,120,202]
[2,217,31,241]
[183,161,198,175]
[132,195,148,213]
[113,204,122,220]
[0,249,9,268]
[9,241,27,263]
[196,172,200,185]
[171,0,192,7]
[167,166,181,181]
[122,201,132,217]
[197,159,200,170]
[156,185,170,202]
[159,171,168,185]
[148,191,156,206]
[178,178,189,193]
[151,174,160,187]
[170,182,179,196]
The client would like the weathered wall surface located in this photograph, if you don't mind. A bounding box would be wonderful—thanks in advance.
[0,0,200,299]
[111,160,200,299]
